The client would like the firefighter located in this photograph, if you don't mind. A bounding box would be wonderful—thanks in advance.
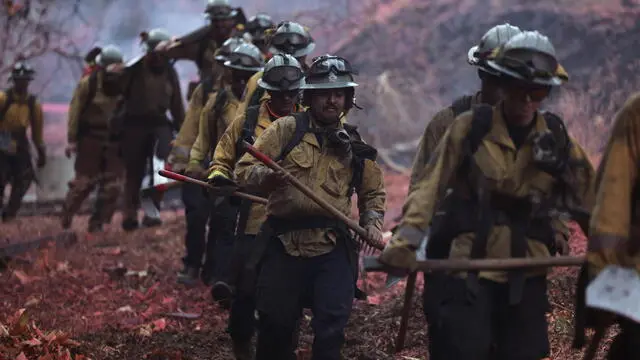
[573,92,640,359]
[0,61,46,221]
[118,28,184,231]
[239,21,315,112]
[163,0,245,103]
[245,13,274,58]
[379,31,595,359]
[176,43,263,287]
[60,45,126,233]
[207,53,305,359]
[235,54,385,360]
[409,23,523,192]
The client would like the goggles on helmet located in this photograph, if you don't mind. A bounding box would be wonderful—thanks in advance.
[499,51,557,80]
[263,66,304,88]
[271,32,308,47]
[226,52,262,68]
[308,56,354,76]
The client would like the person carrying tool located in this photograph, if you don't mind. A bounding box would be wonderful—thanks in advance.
[409,23,523,192]
[117,28,184,231]
[235,54,385,360]
[379,31,595,359]
[207,53,305,359]
[175,43,263,287]
[61,45,126,233]
[573,92,640,360]
[0,60,46,222]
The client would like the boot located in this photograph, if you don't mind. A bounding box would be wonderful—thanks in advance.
[121,218,139,232]
[177,266,200,286]
[232,338,254,360]
[212,280,234,309]
[142,214,162,228]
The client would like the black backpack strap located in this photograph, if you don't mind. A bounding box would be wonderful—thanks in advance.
[201,75,215,105]
[248,86,266,108]
[275,111,309,162]
[344,123,378,196]
[236,104,261,155]
[0,90,15,122]
[465,104,493,156]
[208,88,228,147]
[196,39,209,71]
[26,94,36,131]
[450,94,474,118]
[541,111,571,154]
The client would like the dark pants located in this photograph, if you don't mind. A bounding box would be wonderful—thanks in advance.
[0,147,34,218]
[424,274,550,360]
[120,125,156,222]
[255,238,354,360]
[228,234,257,342]
[209,197,238,283]
[607,319,640,360]
[181,182,211,270]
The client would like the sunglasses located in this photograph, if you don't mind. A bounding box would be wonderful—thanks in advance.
[505,82,551,102]
[308,56,355,76]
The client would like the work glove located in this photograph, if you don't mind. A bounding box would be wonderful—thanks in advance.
[208,170,237,188]
[36,146,46,168]
[185,161,206,180]
[364,224,383,248]
[207,170,241,206]
[262,168,287,193]
[377,224,423,276]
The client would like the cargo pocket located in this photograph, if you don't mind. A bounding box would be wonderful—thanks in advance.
[321,161,349,197]
[287,147,313,180]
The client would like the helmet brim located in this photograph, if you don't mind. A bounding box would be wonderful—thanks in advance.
[257,78,304,91]
[223,61,263,72]
[270,42,316,58]
[301,82,358,90]
[485,60,563,86]
[205,8,238,19]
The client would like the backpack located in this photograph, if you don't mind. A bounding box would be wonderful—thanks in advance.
[274,111,378,196]
[426,104,571,260]
[0,90,37,132]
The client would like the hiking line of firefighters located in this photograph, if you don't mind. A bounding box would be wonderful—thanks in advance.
[1,0,638,358]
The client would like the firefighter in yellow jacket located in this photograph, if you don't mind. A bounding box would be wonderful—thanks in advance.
[207,53,305,359]
[409,23,522,192]
[175,43,263,287]
[118,28,185,231]
[235,54,385,360]
[380,31,595,359]
[239,21,315,112]
[0,61,46,221]
[61,45,126,233]
[577,93,640,359]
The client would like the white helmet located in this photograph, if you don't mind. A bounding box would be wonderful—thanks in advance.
[257,54,305,91]
[468,23,522,74]
[485,31,565,86]
[223,43,264,72]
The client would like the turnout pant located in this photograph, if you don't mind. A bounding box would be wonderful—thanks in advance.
[209,197,238,283]
[228,234,257,342]
[255,238,354,360]
[423,274,550,360]
[0,147,34,218]
[181,182,212,270]
[120,124,157,223]
[62,137,124,227]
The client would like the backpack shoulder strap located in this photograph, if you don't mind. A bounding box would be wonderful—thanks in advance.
[248,86,266,108]
[450,95,474,118]
[235,104,261,155]
[0,90,14,121]
[209,88,228,139]
[466,104,493,155]
[541,111,571,151]
[196,39,209,71]
[275,111,309,162]
[201,76,215,105]
[27,94,36,130]
[81,71,98,117]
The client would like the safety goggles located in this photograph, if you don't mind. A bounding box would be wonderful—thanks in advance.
[271,32,308,47]
[499,53,557,81]
[226,53,262,68]
[248,16,272,30]
[309,56,354,76]
[504,81,551,102]
[206,6,235,19]
[263,66,303,86]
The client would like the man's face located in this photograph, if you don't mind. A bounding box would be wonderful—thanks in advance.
[501,79,550,122]
[269,89,299,115]
[213,18,235,39]
[12,78,29,93]
[310,88,346,125]
[231,69,253,96]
